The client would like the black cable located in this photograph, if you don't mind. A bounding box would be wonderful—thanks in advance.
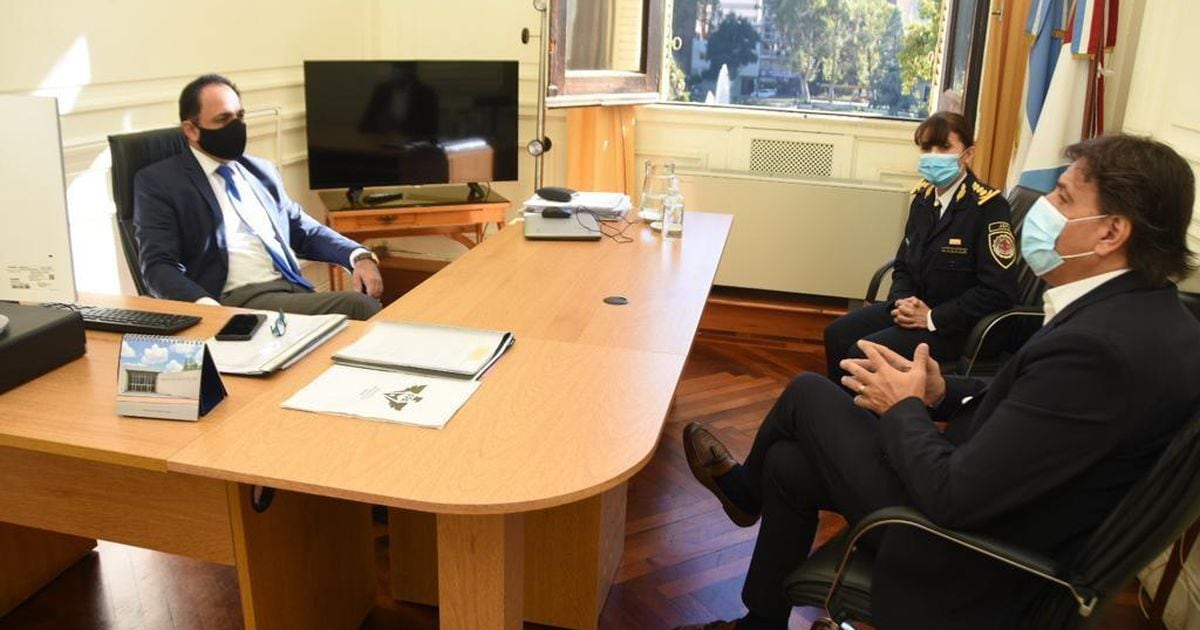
[573,207,635,244]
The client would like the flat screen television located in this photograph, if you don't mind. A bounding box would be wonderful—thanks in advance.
[303,60,519,193]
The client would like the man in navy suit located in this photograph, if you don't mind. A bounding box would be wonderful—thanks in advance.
[134,74,384,319]
[680,134,1200,629]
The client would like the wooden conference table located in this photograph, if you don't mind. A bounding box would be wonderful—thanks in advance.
[0,212,732,629]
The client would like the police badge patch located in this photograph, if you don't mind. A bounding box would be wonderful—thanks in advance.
[988,221,1016,269]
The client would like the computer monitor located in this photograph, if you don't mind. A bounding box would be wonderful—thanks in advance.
[0,95,77,305]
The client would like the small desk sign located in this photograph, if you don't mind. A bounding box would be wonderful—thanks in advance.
[116,335,227,421]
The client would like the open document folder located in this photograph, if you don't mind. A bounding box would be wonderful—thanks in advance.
[282,321,515,429]
[207,312,348,375]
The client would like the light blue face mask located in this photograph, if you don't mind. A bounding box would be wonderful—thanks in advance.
[918,152,962,187]
[1020,195,1109,276]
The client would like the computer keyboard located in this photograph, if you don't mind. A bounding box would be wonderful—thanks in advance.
[45,304,202,335]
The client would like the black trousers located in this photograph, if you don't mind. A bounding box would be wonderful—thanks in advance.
[739,373,911,620]
[823,302,964,380]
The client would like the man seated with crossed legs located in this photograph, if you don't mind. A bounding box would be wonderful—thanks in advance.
[679,134,1200,629]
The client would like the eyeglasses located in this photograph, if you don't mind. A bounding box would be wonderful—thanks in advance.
[270,308,287,337]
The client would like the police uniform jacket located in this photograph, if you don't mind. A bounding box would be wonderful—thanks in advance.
[889,170,1018,334]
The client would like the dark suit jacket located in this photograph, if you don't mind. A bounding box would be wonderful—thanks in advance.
[133,151,361,302]
[888,171,1018,334]
[872,271,1200,629]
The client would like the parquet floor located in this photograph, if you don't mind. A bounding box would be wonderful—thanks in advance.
[0,334,1149,629]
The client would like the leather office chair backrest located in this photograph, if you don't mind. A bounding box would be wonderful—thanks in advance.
[1006,185,1047,308]
[785,400,1200,630]
[108,127,189,296]
[1025,402,1200,628]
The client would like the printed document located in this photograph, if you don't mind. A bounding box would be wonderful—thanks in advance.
[282,365,480,429]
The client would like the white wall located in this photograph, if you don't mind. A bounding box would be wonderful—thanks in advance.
[1123,0,1200,296]
[0,0,551,295]
[1125,1,1200,622]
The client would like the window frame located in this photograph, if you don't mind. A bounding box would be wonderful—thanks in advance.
[940,0,992,126]
[547,0,666,107]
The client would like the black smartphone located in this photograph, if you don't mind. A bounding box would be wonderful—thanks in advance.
[215,313,265,341]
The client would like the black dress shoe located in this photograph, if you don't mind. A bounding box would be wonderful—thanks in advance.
[683,422,758,527]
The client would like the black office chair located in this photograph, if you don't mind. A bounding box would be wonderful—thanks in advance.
[953,185,1046,376]
[784,401,1200,629]
[108,127,190,296]
[861,185,1047,377]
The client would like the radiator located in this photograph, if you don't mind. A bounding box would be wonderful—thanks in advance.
[675,170,910,300]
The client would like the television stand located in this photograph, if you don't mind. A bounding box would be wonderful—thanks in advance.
[320,186,511,292]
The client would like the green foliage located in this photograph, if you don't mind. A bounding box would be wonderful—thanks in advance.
[668,56,691,101]
[674,0,939,117]
[871,6,905,113]
[702,13,761,80]
[899,0,944,95]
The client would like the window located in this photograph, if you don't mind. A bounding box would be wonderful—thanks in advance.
[125,369,159,394]
[547,0,667,106]
[667,0,986,122]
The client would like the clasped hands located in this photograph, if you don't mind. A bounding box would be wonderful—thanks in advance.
[839,340,946,415]
[891,296,931,329]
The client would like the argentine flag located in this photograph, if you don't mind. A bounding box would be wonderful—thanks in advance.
[1010,0,1116,193]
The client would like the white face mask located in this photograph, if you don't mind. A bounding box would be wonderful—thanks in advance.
[1020,196,1109,276]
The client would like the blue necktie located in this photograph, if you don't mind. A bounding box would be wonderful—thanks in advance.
[215,165,314,290]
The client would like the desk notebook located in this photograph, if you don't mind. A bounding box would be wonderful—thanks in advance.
[208,311,347,375]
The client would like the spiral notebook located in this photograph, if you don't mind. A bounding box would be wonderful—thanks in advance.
[116,335,227,422]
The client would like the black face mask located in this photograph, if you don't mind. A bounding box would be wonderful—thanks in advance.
[195,118,247,161]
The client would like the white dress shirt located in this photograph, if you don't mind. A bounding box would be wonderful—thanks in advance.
[934,173,967,220]
[189,147,371,305]
[1041,269,1130,324]
[191,147,284,299]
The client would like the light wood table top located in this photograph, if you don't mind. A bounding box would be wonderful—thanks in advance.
[0,294,344,471]
[168,213,732,513]
[378,212,733,355]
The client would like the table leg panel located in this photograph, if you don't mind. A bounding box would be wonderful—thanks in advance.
[389,483,628,630]
[437,512,524,630]
[229,484,375,630]
[0,523,95,616]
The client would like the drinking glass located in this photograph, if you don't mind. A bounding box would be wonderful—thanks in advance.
[639,161,676,222]
[661,181,684,239]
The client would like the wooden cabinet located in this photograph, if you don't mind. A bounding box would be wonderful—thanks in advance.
[320,188,510,291]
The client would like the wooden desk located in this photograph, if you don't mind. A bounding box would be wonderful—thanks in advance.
[169,212,733,629]
[0,295,376,630]
[321,189,510,291]
[0,212,731,629]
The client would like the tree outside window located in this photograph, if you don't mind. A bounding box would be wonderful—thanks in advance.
[668,0,945,121]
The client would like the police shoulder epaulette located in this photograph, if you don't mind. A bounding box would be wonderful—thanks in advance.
[971,180,1001,205]
[911,180,929,197]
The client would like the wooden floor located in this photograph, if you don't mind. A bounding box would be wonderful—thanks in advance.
[0,334,1150,629]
